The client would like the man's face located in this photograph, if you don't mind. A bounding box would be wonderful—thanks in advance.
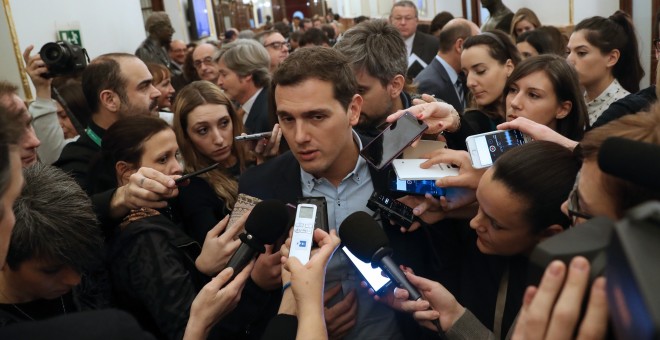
[154,22,175,45]
[390,6,418,39]
[116,58,160,118]
[263,33,289,70]
[169,40,187,65]
[4,258,81,301]
[0,148,22,267]
[0,94,40,167]
[302,22,313,32]
[193,44,220,83]
[275,78,361,181]
[216,59,249,103]
[355,70,395,129]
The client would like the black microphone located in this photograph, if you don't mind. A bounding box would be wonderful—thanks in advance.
[598,137,660,191]
[339,211,423,300]
[339,211,445,336]
[225,199,289,280]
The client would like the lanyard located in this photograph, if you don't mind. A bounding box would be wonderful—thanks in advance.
[85,128,102,147]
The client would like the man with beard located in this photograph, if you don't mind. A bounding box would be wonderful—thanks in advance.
[54,54,177,237]
[135,12,176,71]
[334,19,414,136]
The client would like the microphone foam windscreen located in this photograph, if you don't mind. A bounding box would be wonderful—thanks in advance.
[244,199,290,244]
[598,137,660,191]
[338,211,389,263]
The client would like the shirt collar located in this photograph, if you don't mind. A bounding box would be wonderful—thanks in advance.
[240,87,263,121]
[435,55,459,85]
[300,130,368,190]
[404,34,415,56]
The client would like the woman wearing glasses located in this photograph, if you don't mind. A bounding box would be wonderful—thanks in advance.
[567,10,644,126]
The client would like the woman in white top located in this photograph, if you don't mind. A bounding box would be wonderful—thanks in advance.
[567,10,644,126]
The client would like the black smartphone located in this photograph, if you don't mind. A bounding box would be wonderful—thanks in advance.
[366,191,416,229]
[235,131,272,141]
[175,163,219,185]
[297,197,329,232]
[342,246,393,295]
[360,112,428,170]
[388,174,445,197]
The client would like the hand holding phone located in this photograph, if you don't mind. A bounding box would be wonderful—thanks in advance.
[235,131,273,141]
[343,246,392,295]
[360,112,428,170]
[465,129,531,169]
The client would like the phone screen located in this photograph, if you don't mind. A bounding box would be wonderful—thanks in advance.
[360,112,428,169]
[342,246,391,293]
[389,177,445,197]
[474,130,527,166]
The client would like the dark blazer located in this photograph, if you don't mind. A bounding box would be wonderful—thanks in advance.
[414,57,465,114]
[245,88,271,134]
[407,32,439,79]
[225,136,437,339]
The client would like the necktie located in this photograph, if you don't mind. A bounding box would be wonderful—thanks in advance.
[236,106,246,122]
[456,72,467,109]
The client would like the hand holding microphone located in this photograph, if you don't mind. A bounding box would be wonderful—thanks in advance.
[340,211,462,335]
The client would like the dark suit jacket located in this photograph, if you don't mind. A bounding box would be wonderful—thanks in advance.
[414,57,465,114]
[245,88,271,133]
[407,32,439,79]
[226,136,437,339]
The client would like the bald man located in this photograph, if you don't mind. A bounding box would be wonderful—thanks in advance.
[414,18,480,113]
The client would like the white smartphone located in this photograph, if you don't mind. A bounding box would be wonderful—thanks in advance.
[342,246,393,295]
[465,129,531,169]
[392,159,459,180]
[289,204,317,265]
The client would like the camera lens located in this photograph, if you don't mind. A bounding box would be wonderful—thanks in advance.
[40,42,67,64]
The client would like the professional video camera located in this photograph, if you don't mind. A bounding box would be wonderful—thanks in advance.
[39,41,89,78]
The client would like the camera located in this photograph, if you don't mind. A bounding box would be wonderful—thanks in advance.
[39,41,89,78]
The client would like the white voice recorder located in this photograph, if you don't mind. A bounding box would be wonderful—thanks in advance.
[289,204,317,265]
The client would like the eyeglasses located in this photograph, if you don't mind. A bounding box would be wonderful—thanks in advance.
[567,172,593,224]
[264,41,290,50]
[193,56,214,69]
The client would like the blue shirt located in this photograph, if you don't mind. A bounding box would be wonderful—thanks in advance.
[300,130,403,340]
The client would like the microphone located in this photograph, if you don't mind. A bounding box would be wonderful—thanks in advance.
[598,137,660,191]
[339,211,445,335]
[225,199,290,280]
[339,211,422,299]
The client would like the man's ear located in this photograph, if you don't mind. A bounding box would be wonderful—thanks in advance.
[387,74,405,99]
[455,38,465,54]
[347,94,363,126]
[99,89,120,113]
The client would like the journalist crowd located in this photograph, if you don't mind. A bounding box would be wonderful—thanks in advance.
[2,0,660,338]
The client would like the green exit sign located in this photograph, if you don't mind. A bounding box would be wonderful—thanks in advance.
[58,30,82,46]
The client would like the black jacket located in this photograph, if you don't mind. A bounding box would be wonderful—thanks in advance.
[107,211,205,340]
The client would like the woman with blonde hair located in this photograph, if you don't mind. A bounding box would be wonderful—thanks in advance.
[510,7,541,40]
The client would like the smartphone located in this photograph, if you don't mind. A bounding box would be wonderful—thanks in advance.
[342,246,393,295]
[289,204,317,265]
[389,172,445,197]
[235,131,272,141]
[360,112,428,170]
[366,191,416,229]
[465,129,531,169]
[297,197,329,232]
[175,163,219,185]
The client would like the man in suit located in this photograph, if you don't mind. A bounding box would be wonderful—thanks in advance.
[389,1,439,79]
[215,39,272,133]
[414,18,480,114]
[233,47,433,339]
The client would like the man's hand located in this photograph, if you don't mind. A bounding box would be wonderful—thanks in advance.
[195,215,245,275]
[387,101,460,134]
[110,167,179,219]
[23,45,52,99]
[512,257,608,340]
[183,261,254,340]
[250,245,282,291]
[323,284,358,339]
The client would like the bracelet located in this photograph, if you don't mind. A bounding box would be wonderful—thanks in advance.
[282,281,292,294]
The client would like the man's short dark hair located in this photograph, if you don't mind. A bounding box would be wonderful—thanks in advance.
[271,46,357,111]
[8,163,103,272]
[82,53,135,113]
[299,28,329,47]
